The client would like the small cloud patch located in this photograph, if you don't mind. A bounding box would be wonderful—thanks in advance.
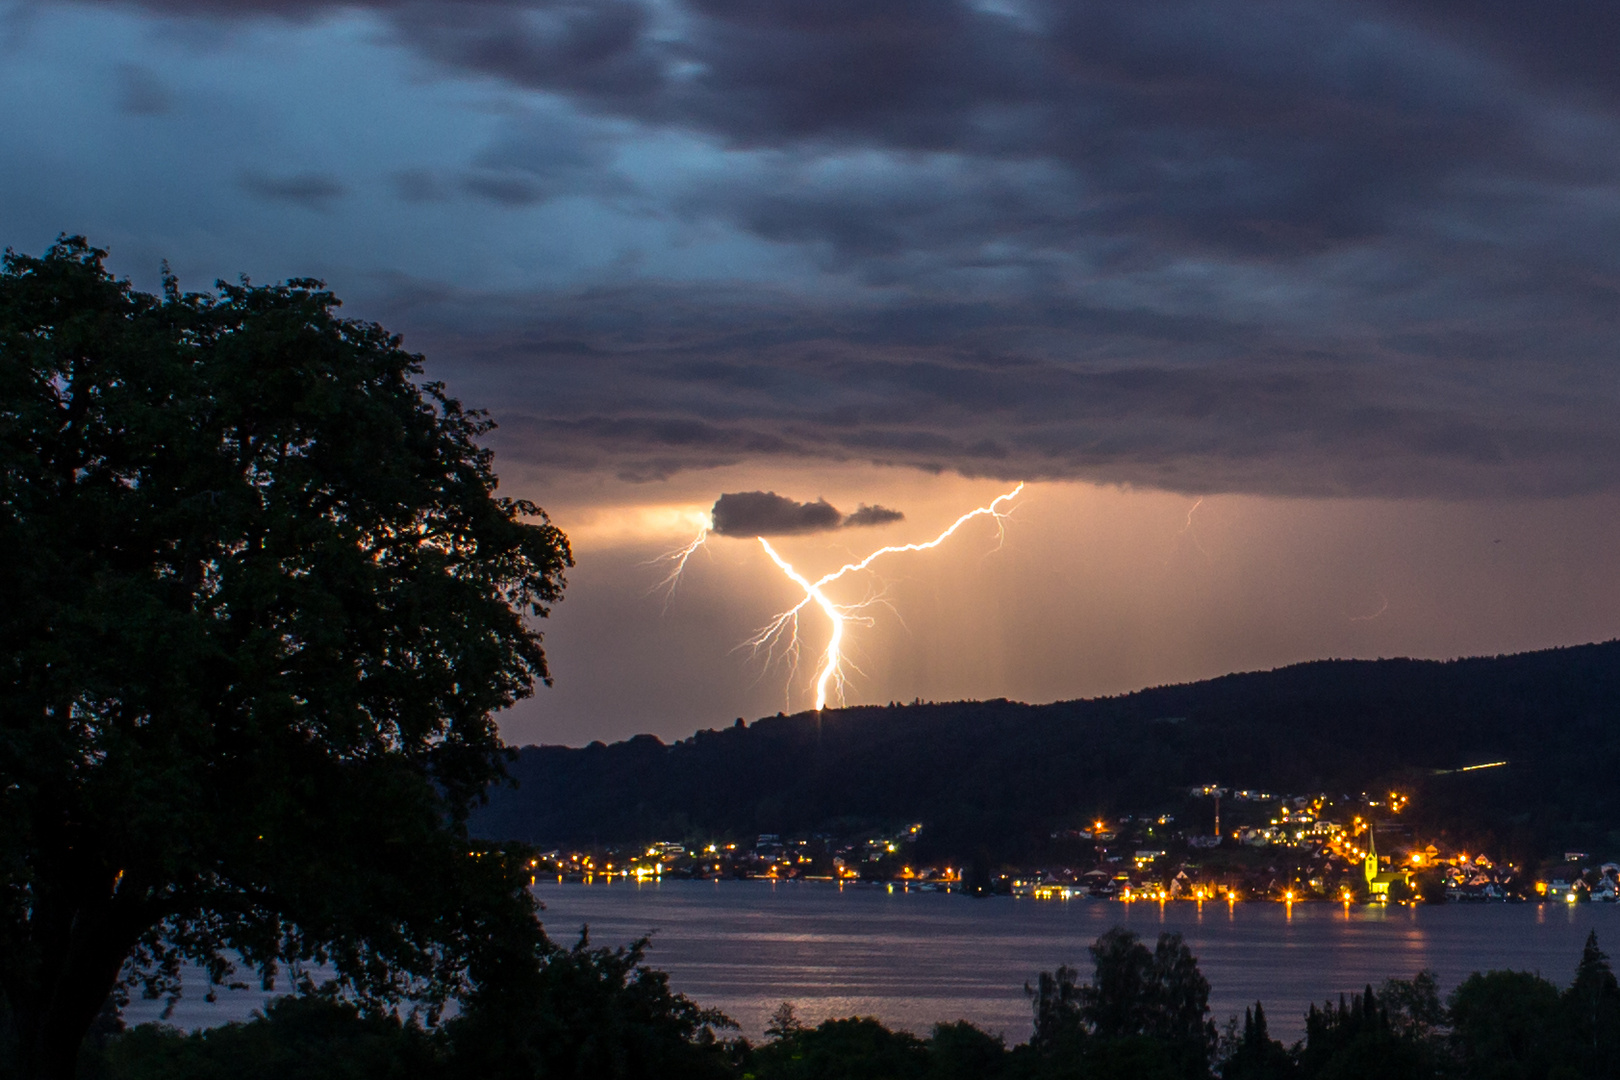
[238,172,346,210]
[709,491,903,537]
[115,63,171,116]
[391,168,451,203]
[842,503,905,528]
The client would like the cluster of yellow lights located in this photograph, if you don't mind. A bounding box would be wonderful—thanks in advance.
[1118,886,1173,902]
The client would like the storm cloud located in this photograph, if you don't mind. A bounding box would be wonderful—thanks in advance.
[19,0,1620,497]
[842,504,905,529]
[708,491,903,537]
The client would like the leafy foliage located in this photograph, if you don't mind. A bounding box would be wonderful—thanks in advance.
[750,1016,931,1080]
[82,996,443,1080]
[1220,1003,1293,1080]
[1447,970,1567,1080]
[1024,929,1215,1080]
[443,930,739,1080]
[0,237,571,1078]
[1296,981,1437,1080]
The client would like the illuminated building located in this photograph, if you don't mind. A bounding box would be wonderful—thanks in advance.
[1362,826,1409,899]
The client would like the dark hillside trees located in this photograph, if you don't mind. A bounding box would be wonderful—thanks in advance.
[0,238,571,1079]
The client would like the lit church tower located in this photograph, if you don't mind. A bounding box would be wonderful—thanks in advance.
[1364,826,1380,891]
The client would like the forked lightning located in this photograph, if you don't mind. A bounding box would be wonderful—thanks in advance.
[661,483,1025,712]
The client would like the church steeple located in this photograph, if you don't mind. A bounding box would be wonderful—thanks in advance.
[1363,825,1379,890]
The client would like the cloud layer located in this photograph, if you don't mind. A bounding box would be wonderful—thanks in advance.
[708,491,902,537]
[20,0,1620,497]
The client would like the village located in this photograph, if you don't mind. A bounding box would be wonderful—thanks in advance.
[530,785,1620,904]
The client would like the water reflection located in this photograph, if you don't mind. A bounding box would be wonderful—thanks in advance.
[120,880,1616,1041]
[533,880,1614,1041]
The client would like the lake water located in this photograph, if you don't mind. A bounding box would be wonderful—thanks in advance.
[532,879,1614,1041]
[126,879,1616,1041]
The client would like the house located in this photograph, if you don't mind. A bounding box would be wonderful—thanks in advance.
[1592,865,1620,902]
[1542,872,1587,902]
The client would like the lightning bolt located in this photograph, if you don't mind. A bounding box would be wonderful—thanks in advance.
[1177,496,1212,562]
[1349,591,1389,622]
[749,483,1025,711]
[649,526,709,606]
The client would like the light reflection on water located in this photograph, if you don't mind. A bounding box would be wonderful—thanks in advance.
[123,880,1612,1041]
[533,879,1612,1041]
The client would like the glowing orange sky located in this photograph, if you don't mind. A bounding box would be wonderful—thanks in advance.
[498,463,1620,746]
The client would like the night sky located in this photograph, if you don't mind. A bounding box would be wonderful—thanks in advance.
[7,1,1620,744]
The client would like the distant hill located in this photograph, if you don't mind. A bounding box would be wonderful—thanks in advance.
[474,642,1620,864]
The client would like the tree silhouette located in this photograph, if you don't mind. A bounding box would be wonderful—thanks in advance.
[0,238,571,1079]
[1220,1002,1294,1079]
[1025,929,1215,1078]
[1565,930,1620,1070]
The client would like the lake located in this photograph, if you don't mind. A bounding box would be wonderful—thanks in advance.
[125,879,1615,1041]
[532,879,1613,1040]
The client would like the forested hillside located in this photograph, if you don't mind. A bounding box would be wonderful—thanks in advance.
[475,642,1620,863]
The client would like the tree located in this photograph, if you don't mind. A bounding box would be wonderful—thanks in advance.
[1376,971,1445,1045]
[1025,929,1216,1079]
[1082,928,1216,1078]
[1146,930,1219,1076]
[1082,929,1154,1043]
[83,995,445,1080]
[442,931,738,1080]
[0,238,572,1079]
[749,1016,930,1080]
[1447,970,1566,1080]
[1297,985,1430,1080]
[1563,931,1620,1071]
[927,1020,1009,1080]
[766,1002,808,1041]
[1220,1003,1294,1080]
[1026,963,1083,1051]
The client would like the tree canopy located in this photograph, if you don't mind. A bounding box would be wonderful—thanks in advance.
[0,238,572,1079]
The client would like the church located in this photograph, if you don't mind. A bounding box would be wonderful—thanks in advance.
[1363,827,1411,899]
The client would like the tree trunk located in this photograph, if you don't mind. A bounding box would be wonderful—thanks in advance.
[9,878,146,1080]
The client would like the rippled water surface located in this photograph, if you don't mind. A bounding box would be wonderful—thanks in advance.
[128,880,1616,1040]
[533,880,1615,1040]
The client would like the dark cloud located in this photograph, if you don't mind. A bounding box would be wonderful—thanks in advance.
[392,269,1620,499]
[459,107,629,207]
[1374,0,1620,109]
[842,504,904,528]
[391,168,451,203]
[334,0,1560,261]
[73,0,1620,497]
[709,491,841,537]
[114,63,171,115]
[237,171,345,210]
[461,172,548,207]
[706,491,906,536]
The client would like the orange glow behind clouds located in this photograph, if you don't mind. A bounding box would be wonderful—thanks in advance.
[501,463,1620,745]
